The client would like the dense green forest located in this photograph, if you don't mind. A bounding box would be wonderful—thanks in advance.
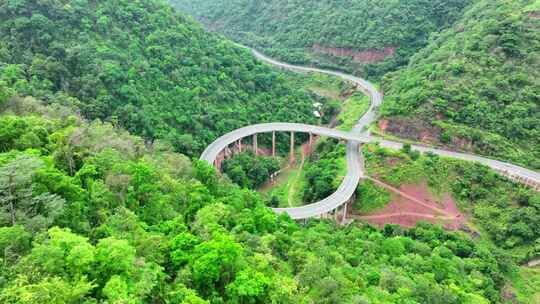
[0,95,519,303]
[222,152,280,189]
[0,0,320,156]
[303,140,347,204]
[1,0,539,302]
[172,0,472,78]
[380,0,540,169]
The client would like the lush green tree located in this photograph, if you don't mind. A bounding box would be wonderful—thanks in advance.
[0,225,31,264]
[0,276,94,304]
[226,268,270,304]
[93,237,163,301]
[189,234,243,293]
[0,155,65,232]
[303,141,345,203]
[222,152,280,189]
[165,283,209,304]
[169,232,200,267]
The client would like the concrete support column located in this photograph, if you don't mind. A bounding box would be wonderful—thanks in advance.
[237,139,242,153]
[342,202,348,224]
[334,208,338,222]
[272,131,276,157]
[308,132,313,154]
[290,132,295,165]
[253,134,258,156]
[215,153,223,172]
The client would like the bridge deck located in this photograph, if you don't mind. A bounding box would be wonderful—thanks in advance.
[199,47,540,220]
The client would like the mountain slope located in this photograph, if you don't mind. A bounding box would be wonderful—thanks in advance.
[0,93,517,303]
[0,0,318,156]
[380,0,540,169]
[172,0,472,78]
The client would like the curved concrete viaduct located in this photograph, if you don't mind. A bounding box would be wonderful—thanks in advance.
[200,123,370,164]
[200,124,366,219]
[200,47,540,220]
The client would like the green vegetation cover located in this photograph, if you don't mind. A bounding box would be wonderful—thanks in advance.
[0,0,318,156]
[364,144,540,262]
[0,0,538,302]
[380,0,540,169]
[222,152,280,189]
[0,95,517,303]
[172,0,472,78]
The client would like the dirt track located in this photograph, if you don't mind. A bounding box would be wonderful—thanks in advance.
[354,181,465,229]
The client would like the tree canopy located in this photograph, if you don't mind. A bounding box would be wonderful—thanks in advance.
[0,91,517,304]
[380,0,540,169]
[172,0,472,79]
[0,0,320,156]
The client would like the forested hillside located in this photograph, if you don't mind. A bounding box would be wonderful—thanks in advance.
[172,0,472,78]
[0,0,318,156]
[1,0,539,302]
[380,0,540,169]
[0,97,516,303]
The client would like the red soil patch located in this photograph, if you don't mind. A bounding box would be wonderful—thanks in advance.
[312,44,396,63]
[383,117,441,144]
[354,181,466,230]
[384,157,403,167]
[378,119,389,133]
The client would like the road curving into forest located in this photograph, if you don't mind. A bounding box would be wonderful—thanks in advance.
[201,47,540,219]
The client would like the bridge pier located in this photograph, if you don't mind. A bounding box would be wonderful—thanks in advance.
[225,146,232,159]
[342,201,348,224]
[500,169,540,192]
[272,131,276,157]
[308,132,313,154]
[290,132,295,165]
[237,139,242,153]
[214,153,224,172]
[253,134,258,156]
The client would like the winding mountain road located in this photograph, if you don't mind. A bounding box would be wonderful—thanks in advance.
[200,47,540,219]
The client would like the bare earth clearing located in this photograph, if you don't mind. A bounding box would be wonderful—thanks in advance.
[353,181,466,229]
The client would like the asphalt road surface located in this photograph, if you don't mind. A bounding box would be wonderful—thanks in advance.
[200,47,540,219]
